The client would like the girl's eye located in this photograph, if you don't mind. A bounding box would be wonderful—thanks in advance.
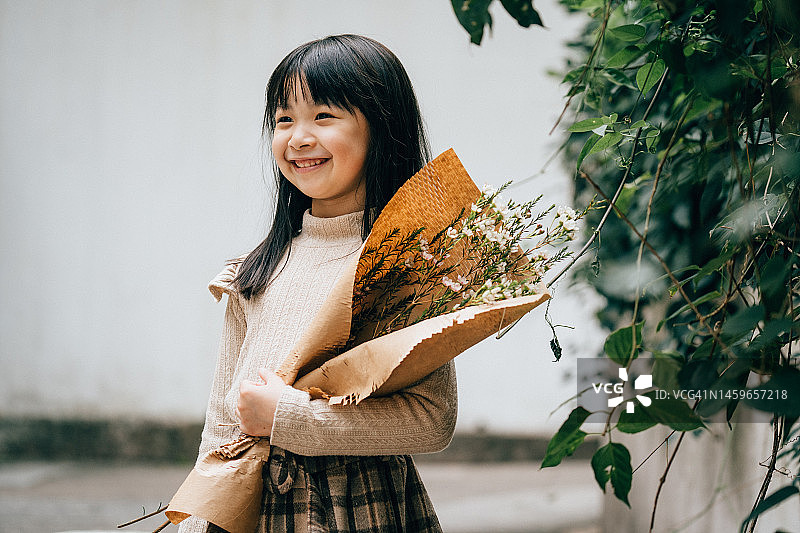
[315,112,335,120]
[275,115,292,124]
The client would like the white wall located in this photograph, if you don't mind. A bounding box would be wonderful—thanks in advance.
[0,0,604,432]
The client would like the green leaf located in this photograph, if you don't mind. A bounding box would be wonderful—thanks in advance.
[591,442,632,506]
[606,45,645,68]
[740,485,800,533]
[749,318,793,350]
[679,358,718,391]
[604,322,643,366]
[721,305,764,341]
[568,117,608,133]
[639,10,665,23]
[644,128,660,151]
[541,406,591,468]
[657,290,722,331]
[568,114,617,133]
[636,59,666,95]
[577,133,600,170]
[617,408,657,433]
[613,182,638,216]
[562,66,585,84]
[451,0,494,45]
[499,0,543,28]
[603,68,637,89]
[695,246,735,280]
[651,351,682,391]
[588,132,624,156]
[619,391,706,432]
[622,119,649,132]
[759,255,791,315]
[609,24,646,42]
[643,392,706,431]
[743,368,800,417]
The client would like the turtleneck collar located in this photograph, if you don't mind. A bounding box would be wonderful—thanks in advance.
[294,209,364,248]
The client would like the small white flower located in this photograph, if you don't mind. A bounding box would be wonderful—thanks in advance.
[422,251,434,261]
[457,274,469,286]
[442,276,461,292]
[532,250,549,262]
[557,206,578,220]
[446,226,459,239]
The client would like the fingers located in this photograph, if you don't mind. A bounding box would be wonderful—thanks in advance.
[257,368,278,384]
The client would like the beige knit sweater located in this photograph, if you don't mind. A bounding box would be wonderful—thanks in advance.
[178,209,457,533]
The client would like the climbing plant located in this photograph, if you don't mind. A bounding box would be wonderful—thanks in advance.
[451,0,799,531]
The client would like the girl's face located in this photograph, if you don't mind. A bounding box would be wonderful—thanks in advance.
[272,83,370,218]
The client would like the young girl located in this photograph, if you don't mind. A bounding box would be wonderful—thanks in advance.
[179,34,457,533]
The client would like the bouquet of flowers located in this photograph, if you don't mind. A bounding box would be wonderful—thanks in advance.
[158,149,583,533]
[278,149,582,404]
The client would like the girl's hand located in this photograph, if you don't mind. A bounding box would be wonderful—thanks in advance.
[237,369,288,436]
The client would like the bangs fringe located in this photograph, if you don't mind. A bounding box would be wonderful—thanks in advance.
[264,39,359,135]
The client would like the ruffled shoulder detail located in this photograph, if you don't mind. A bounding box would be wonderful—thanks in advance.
[208,257,245,302]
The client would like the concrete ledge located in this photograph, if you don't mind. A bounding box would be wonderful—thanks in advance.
[0,419,201,463]
[0,418,596,463]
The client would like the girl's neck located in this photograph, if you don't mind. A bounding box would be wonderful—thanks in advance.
[309,186,366,218]
[295,209,363,247]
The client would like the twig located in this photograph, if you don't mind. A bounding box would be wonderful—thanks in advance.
[629,89,692,362]
[549,1,612,135]
[153,519,171,533]
[649,430,688,532]
[745,414,785,532]
[117,504,168,528]
[633,430,677,474]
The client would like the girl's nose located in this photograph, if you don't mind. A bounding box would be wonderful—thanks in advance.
[288,125,315,150]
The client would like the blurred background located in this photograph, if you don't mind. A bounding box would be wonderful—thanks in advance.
[5,1,791,533]
[0,1,607,531]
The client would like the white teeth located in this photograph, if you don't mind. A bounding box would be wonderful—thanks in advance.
[294,158,326,168]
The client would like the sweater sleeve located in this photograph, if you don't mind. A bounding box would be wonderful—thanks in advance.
[269,360,457,456]
[196,293,247,458]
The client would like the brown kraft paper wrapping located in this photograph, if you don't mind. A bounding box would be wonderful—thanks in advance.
[165,437,271,533]
[277,148,550,402]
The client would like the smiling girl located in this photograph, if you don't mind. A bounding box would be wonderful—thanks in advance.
[179,35,457,533]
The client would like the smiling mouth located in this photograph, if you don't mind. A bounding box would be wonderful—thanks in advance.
[292,158,329,169]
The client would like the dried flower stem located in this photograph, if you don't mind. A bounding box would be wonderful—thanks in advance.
[117,504,168,528]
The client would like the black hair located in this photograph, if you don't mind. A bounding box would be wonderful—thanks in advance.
[235,34,431,299]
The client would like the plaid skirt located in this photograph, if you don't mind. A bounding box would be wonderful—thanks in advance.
[206,446,442,533]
